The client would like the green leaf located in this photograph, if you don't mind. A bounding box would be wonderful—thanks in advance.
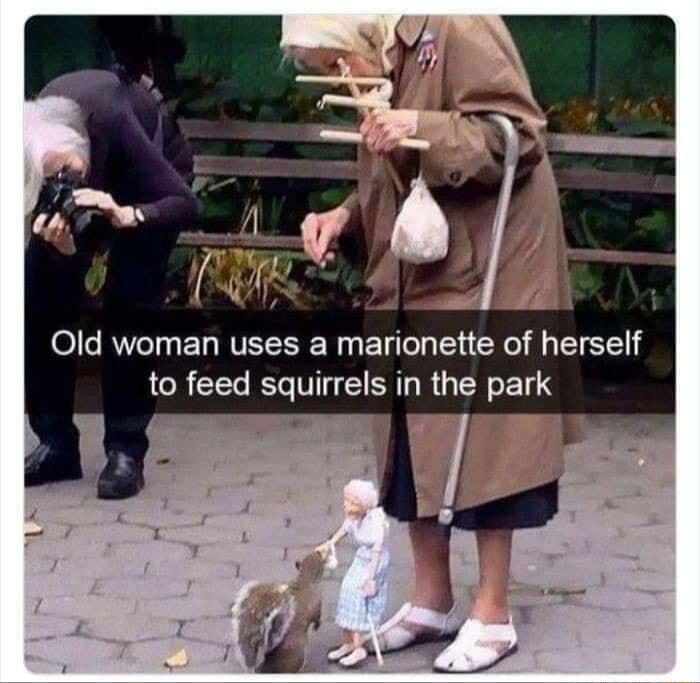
[633,209,674,251]
[85,254,107,297]
[569,263,604,303]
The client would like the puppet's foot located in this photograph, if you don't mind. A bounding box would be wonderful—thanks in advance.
[368,602,462,653]
[433,615,518,673]
[327,643,355,662]
[338,646,368,668]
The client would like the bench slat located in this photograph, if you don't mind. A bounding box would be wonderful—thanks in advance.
[177,232,304,250]
[554,168,674,195]
[194,155,357,180]
[181,119,675,159]
[547,133,675,158]
[567,248,675,267]
[194,154,674,195]
[175,232,675,267]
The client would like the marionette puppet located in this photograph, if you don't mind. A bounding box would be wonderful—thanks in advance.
[316,479,389,668]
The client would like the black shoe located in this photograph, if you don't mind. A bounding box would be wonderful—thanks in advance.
[97,450,145,500]
[25,443,82,487]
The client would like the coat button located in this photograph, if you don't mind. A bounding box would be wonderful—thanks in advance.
[449,170,462,185]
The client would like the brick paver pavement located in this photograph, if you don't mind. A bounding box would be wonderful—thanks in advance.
[24,413,674,674]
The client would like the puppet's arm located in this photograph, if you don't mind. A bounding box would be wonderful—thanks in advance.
[316,525,348,552]
[362,527,386,597]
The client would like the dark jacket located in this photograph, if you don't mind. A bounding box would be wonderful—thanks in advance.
[40,69,197,232]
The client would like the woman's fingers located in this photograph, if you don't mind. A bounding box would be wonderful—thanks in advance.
[74,188,114,213]
[301,212,324,264]
[32,213,49,235]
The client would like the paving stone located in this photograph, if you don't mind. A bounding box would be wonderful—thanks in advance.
[527,604,624,637]
[140,595,230,620]
[120,509,204,528]
[158,524,242,545]
[187,576,247,601]
[515,617,579,650]
[580,621,674,655]
[94,576,188,599]
[64,659,162,674]
[656,591,675,608]
[24,556,56,575]
[39,595,135,620]
[44,506,119,525]
[570,585,658,610]
[25,597,40,616]
[25,490,90,510]
[81,614,179,642]
[54,557,147,579]
[573,507,656,530]
[68,522,155,543]
[25,615,79,640]
[25,573,94,598]
[246,499,331,518]
[25,537,108,560]
[196,541,283,565]
[81,496,167,514]
[24,658,66,673]
[181,616,232,645]
[636,646,676,673]
[25,636,122,666]
[166,495,249,515]
[106,539,192,562]
[146,558,236,581]
[536,646,636,673]
[124,637,226,665]
[604,569,675,592]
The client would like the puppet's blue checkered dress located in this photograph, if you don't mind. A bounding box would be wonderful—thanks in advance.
[335,508,389,632]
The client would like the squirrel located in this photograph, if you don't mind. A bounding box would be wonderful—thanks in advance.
[231,547,329,673]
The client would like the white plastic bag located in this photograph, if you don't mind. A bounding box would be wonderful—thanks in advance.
[391,173,449,264]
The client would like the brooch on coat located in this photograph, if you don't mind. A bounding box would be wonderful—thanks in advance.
[416,30,438,72]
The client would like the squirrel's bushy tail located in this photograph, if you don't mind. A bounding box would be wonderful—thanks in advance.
[231,580,296,672]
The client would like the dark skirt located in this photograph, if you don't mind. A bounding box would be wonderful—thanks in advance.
[382,399,558,530]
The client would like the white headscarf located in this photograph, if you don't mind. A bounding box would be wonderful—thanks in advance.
[280,14,401,75]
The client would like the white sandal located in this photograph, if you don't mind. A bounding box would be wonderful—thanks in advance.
[339,646,368,668]
[433,615,518,673]
[327,643,355,662]
[366,602,463,653]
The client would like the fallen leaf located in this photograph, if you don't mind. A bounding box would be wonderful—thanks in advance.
[165,648,188,668]
[156,458,171,465]
[24,521,43,537]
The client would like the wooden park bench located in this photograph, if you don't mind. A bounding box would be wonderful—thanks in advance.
[177,119,675,268]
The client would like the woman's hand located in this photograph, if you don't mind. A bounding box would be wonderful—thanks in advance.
[360,109,418,153]
[32,212,76,256]
[73,188,138,229]
[300,205,350,265]
[361,578,377,597]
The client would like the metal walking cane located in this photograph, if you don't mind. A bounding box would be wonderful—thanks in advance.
[438,113,520,527]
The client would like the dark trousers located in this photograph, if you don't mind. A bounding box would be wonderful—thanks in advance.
[25,226,177,460]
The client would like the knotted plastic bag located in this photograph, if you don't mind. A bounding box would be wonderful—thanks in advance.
[391,173,449,264]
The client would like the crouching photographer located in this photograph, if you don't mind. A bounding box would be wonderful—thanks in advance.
[24,16,198,499]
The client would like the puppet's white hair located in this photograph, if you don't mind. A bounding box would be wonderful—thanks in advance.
[344,479,379,510]
[24,96,90,216]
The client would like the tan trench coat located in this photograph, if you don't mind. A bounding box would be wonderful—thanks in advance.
[341,15,585,518]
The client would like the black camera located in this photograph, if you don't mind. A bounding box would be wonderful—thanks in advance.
[35,169,96,246]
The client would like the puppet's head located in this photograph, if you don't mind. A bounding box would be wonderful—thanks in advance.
[343,479,379,519]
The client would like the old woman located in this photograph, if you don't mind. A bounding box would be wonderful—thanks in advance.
[282,15,584,672]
